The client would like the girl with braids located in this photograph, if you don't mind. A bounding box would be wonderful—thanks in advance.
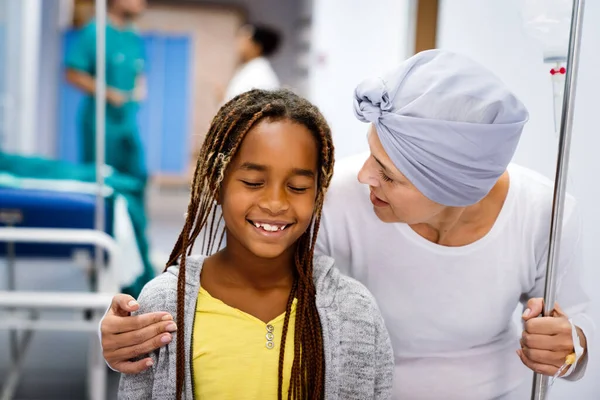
[118,89,394,399]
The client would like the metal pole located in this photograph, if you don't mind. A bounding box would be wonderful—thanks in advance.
[1,212,23,368]
[94,0,107,290]
[7,240,17,363]
[92,3,108,399]
[530,0,585,399]
[0,327,33,400]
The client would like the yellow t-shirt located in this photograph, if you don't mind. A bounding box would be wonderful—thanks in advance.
[192,287,297,399]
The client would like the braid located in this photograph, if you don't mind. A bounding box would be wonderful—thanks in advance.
[166,89,334,399]
[277,279,298,400]
[277,99,334,399]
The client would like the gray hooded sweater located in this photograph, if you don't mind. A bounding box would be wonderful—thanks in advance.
[118,254,394,399]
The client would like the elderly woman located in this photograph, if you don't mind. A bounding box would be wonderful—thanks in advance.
[99,50,592,399]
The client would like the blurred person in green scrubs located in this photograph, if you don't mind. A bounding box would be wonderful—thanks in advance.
[65,0,147,186]
[65,0,155,296]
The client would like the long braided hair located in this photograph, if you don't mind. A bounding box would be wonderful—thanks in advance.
[166,89,335,399]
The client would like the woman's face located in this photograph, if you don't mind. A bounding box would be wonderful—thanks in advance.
[357,125,446,224]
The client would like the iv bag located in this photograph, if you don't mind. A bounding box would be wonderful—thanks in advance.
[522,0,573,62]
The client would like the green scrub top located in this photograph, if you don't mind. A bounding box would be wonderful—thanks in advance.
[66,20,146,182]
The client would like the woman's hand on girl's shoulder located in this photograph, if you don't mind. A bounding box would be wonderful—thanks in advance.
[100,294,177,374]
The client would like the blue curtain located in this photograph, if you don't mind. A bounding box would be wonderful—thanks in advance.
[57,30,192,175]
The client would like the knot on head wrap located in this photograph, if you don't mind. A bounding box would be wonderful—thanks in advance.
[353,49,530,207]
[353,78,391,122]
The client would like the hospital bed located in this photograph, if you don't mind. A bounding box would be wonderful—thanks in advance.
[0,185,124,400]
[0,1,136,398]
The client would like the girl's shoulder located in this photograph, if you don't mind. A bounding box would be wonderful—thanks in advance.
[135,255,206,315]
[314,254,393,384]
[313,254,381,316]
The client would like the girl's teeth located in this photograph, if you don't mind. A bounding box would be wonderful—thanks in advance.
[253,222,286,231]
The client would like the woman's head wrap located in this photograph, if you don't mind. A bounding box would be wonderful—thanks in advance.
[353,49,529,206]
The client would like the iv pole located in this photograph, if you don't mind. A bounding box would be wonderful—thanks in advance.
[94,0,106,282]
[86,1,108,399]
[530,0,585,399]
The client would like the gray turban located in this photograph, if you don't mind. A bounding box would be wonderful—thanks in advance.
[353,49,529,207]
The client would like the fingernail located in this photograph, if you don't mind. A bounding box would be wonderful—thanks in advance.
[523,308,531,318]
[128,300,139,308]
[146,360,154,367]
[166,323,177,332]
[161,334,172,344]
[161,314,173,321]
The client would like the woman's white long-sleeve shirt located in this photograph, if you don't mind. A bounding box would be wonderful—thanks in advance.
[315,152,594,400]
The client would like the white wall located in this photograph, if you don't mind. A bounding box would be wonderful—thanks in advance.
[36,0,63,157]
[0,0,43,155]
[15,0,42,155]
[308,0,413,158]
[0,0,9,149]
[0,0,22,152]
[438,1,600,398]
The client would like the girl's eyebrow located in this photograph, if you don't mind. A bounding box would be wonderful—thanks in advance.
[239,162,315,178]
[294,168,315,178]
[239,162,267,172]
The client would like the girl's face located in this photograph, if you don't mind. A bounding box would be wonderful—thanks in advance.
[219,119,319,260]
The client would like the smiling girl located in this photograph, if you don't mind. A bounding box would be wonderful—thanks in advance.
[117,89,394,400]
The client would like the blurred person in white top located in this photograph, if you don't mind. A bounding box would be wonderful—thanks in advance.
[220,24,281,103]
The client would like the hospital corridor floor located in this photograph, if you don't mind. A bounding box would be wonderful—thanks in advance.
[0,185,188,399]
